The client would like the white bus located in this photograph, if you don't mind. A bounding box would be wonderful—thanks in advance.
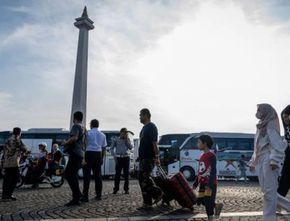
[158,132,257,181]
[0,128,135,177]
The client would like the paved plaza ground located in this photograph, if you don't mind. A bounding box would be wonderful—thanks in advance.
[0,179,290,221]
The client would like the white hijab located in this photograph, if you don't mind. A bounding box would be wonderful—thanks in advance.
[256,103,280,144]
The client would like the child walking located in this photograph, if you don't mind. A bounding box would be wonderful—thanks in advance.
[195,135,223,221]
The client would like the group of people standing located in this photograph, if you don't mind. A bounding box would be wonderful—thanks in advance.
[61,108,160,207]
[1,130,63,200]
[2,105,290,221]
[61,112,106,205]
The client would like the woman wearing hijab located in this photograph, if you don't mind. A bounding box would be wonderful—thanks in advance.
[278,105,290,197]
[249,104,290,221]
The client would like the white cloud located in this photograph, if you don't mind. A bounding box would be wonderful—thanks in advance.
[0,0,289,136]
[128,1,290,133]
[4,5,32,14]
[233,0,290,28]
[0,0,200,132]
[0,92,13,111]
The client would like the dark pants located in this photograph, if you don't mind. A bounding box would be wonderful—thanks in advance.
[138,159,162,205]
[114,157,130,192]
[47,162,58,176]
[32,158,47,185]
[278,148,290,196]
[199,185,217,217]
[65,154,82,202]
[82,151,102,198]
[2,167,19,198]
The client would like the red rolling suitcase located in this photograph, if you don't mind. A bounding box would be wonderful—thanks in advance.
[168,172,197,210]
[154,167,175,205]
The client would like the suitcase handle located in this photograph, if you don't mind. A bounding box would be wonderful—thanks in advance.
[156,166,168,180]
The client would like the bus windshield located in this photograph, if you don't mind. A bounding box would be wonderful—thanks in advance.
[159,134,190,148]
[158,134,190,169]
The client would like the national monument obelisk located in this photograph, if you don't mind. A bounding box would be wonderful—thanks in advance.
[70,7,94,128]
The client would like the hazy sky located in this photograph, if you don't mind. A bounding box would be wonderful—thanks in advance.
[0,0,290,136]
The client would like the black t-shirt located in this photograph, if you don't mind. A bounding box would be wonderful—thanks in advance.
[138,122,158,160]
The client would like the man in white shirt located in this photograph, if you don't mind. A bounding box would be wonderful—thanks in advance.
[110,128,133,194]
[80,119,107,202]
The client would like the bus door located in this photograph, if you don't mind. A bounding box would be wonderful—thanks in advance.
[159,140,181,172]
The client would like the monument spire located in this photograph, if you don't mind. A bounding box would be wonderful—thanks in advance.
[82,6,88,18]
[70,7,94,128]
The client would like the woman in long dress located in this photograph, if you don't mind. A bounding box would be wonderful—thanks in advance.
[249,104,290,221]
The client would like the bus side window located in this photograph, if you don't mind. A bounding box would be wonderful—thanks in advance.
[226,139,239,150]
[238,140,248,150]
[214,138,227,151]
[182,137,198,150]
[249,139,254,150]
[238,139,254,151]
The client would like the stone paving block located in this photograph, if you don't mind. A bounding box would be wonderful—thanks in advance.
[41,219,63,221]
[1,180,290,221]
[85,218,108,221]
[128,216,151,221]
[108,218,129,221]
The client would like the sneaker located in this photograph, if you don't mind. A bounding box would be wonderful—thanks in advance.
[124,191,129,194]
[64,200,80,206]
[208,215,214,221]
[277,206,283,215]
[113,190,118,194]
[214,203,223,218]
[80,196,89,202]
[9,195,17,201]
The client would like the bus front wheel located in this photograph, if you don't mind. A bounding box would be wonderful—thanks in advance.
[180,166,195,181]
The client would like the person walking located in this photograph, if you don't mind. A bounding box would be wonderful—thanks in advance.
[63,111,86,206]
[236,154,249,183]
[1,127,28,201]
[110,128,134,194]
[138,108,162,210]
[195,135,223,221]
[249,104,290,221]
[278,105,290,197]
[80,119,107,202]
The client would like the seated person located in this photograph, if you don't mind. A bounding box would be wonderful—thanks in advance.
[47,144,63,176]
[31,142,48,187]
